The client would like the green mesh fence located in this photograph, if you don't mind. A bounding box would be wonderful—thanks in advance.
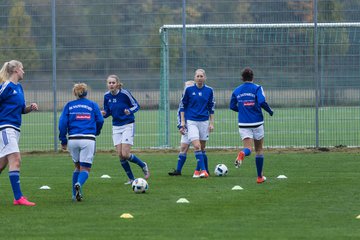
[160,23,360,148]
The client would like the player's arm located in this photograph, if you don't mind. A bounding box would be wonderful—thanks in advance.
[23,103,38,114]
[229,92,239,112]
[58,104,69,147]
[208,113,214,132]
[257,87,273,116]
[102,95,111,117]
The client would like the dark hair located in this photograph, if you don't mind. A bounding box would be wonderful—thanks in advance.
[241,67,254,82]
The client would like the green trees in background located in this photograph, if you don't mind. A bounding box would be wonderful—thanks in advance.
[0,1,40,69]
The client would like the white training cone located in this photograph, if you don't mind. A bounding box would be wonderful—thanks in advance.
[39,185,51,190]
[176,198,190,203]
[232,185,243,190]
[277,175,287,179]
[120,213,134,219]
[356,215,360,219]
[101,174,111,178]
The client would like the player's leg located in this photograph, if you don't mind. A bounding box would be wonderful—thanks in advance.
[113,126,135,184]
[254,125,266,183]
[5,129,35,206]
[122,123,149,179]
[200,140,209,175]
[235,128,253,167]
[169,134,190,176]
[0,156,8,174]
[117,144,135,184]
[8,152,35,206]
[68,140,81,200]
[188,121,206,178]
[74,140,95,201]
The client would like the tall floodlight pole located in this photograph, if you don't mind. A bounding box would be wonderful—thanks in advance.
[51,0,58,151]
[314,0,320,148]
[182,0,187,82]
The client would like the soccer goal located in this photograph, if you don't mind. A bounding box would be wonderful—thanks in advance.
[158,23,360,148]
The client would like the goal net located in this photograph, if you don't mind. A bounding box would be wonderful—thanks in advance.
[159,23,360,148]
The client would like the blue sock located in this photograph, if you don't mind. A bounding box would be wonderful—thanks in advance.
[195,151,205,171]
[9,171,22,200]
[128,154,145,168]
[255,155,264,177]
[120,159,134,180]
[176,153,186,172]
[77,170,89,186]
[72,170,80,196]
[243,148,251,156]
[202,151,209,173]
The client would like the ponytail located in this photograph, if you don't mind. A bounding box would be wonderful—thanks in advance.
[0,60,23,83]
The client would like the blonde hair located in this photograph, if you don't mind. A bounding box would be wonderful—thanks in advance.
[0,60,23,83]
[184,80,195,88]
[107,74,123,89]
[194,69,207,79]
[73,83,88,99]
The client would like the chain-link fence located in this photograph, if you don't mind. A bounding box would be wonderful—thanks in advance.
[0,0,359,151]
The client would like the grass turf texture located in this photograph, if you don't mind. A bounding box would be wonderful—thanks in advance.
[0,151,359,239]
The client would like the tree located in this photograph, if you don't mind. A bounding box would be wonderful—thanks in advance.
[5,1,40,69]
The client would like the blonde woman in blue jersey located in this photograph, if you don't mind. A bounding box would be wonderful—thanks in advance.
[179,69,215,178]
[59,83,104,201]
[169,80,194,176]
[102,75,149,185]
[230,67,273,184]
[0,60,38,206]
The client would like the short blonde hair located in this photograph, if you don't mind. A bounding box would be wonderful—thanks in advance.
[73,83,88,99]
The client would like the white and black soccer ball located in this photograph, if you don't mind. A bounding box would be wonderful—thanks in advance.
[131,178,149,193]
[214,164,228,176]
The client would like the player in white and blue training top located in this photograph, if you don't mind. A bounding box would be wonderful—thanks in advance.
[179,69,215,178]
[102,75,149,185]
[59,83,104,201]
[0,60,38,206]
[230,67,273,184]
[169,80,208,176]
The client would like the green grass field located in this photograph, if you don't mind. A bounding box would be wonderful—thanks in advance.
[0,151,359,239]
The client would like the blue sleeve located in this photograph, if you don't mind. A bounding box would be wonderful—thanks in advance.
[179,89,188,113]
[229,92,238,112]
[256,86,273,116]
[58,104,69,145]
[103,95,111,118]
[127,92,140,114]
[208,89,215,114]
[0,83,13,103]
[260,102,273,116]
[93,102,104,136]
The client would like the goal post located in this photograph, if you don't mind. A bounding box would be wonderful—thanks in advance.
[159,23,360,148]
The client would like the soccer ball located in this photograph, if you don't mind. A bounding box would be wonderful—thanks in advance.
[214,164,228,176]
[131,178,149,193]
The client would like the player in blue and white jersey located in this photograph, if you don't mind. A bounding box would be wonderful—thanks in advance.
[102,75,149,185]
[0,60,38,206]
[59,83,104,201]
[169,81,198,176]
[230,67,273,184]
[179,69,215,178]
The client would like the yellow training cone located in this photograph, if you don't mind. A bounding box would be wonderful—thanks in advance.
[120,213,134,219]
[356,215,360,219]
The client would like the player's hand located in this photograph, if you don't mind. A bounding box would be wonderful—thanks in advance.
[208,123,214,132]
[179,126,186,135]
[61,144,67,150]
[124,109,130,115]
[30,103,38,111]
[101,110,106,116]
